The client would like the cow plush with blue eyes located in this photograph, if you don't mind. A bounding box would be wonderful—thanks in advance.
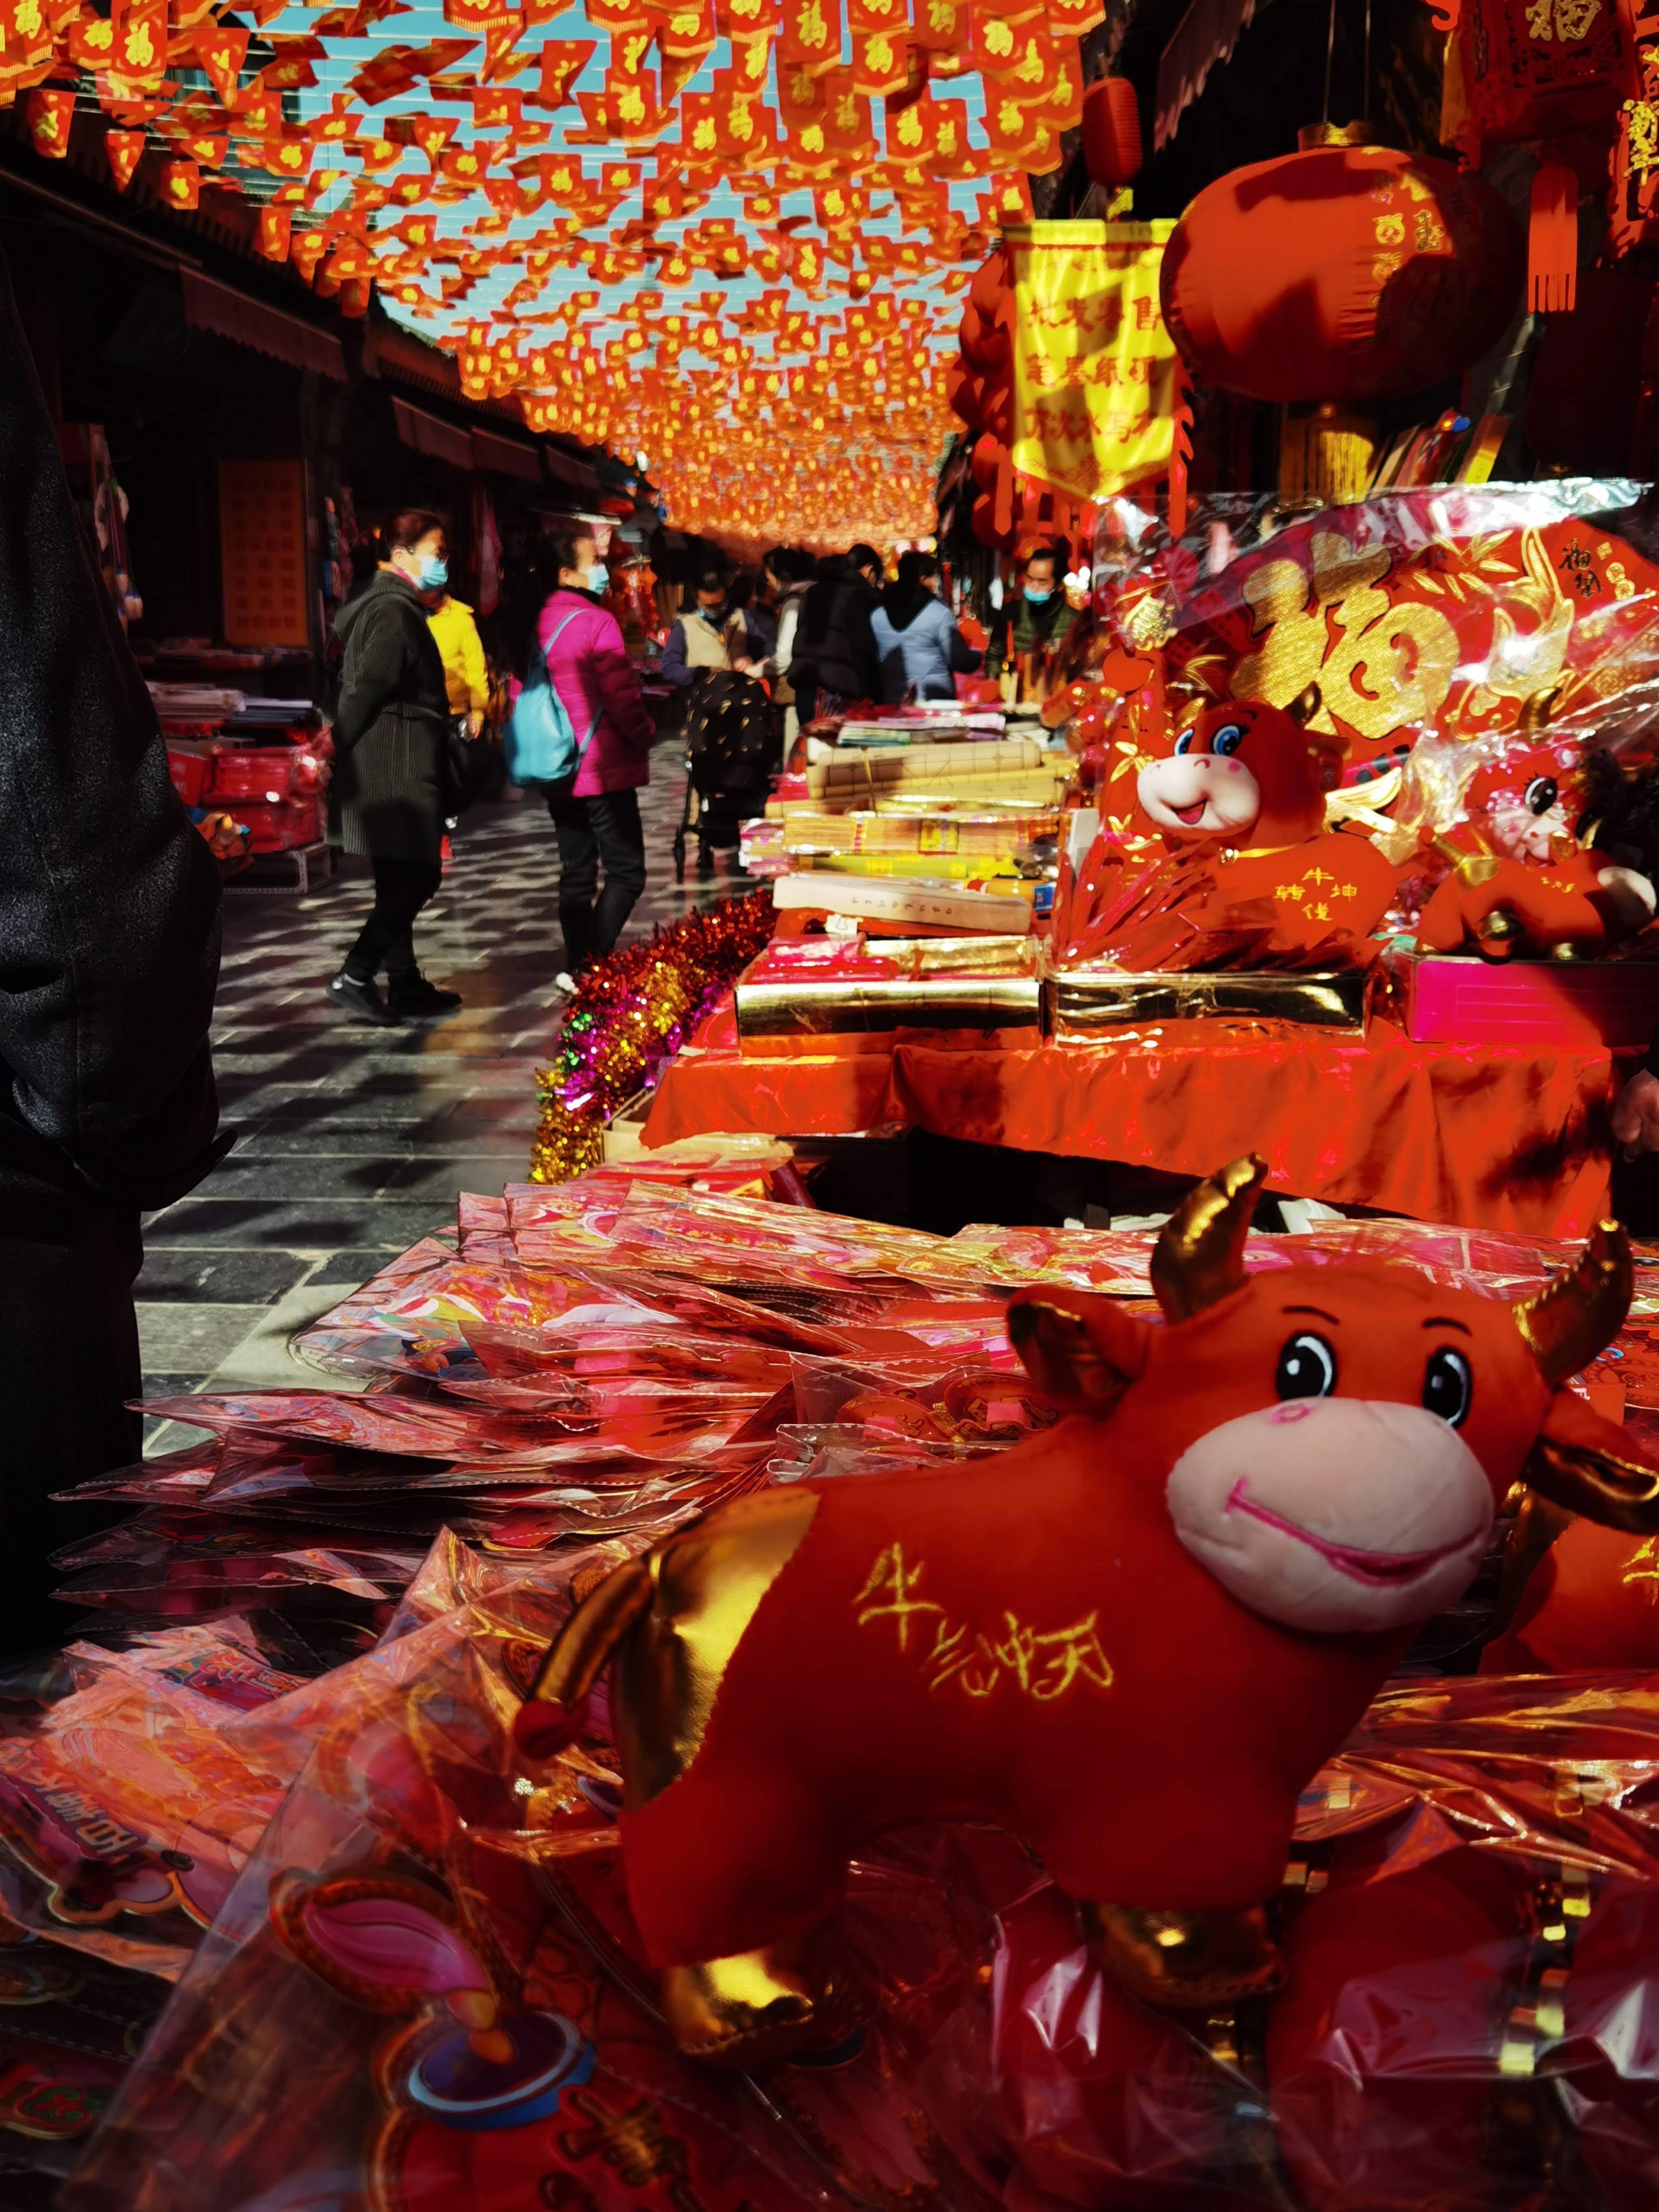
[513,1158,1659,2068]
[1134,689,1401,954]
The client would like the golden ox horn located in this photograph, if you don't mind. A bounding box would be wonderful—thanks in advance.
[1150,1155,1268,1323]
[1513,1220,1634,1387]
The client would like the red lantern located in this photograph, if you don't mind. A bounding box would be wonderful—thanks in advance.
[965,244,1013,367]
[1081,75,1141,190]
[968,244,1010,308]
[945,356,983,428]
[969,431,1004,492]
[958,295,1008,374]
[1160,144,1523,403]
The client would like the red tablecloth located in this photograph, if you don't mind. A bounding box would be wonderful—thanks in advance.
[644,1001,1624,1237]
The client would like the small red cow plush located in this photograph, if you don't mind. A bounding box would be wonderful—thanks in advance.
[514,1159,1659,2066]
[1417,736,1656,960]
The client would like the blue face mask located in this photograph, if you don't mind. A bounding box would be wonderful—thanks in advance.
[417,555,448,592]
[1023,583,1053,604]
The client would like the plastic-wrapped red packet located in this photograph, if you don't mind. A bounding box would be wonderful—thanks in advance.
[53,1441,221,1508]
[0,1622,314,1977]
[53,1526,1659,2212]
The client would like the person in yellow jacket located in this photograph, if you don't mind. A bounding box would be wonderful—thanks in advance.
[426,588,488,736]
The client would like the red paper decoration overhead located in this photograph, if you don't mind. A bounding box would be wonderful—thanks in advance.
[1081,75,1141,190]
[0,0,1070,542]
[1159,144,1523,404]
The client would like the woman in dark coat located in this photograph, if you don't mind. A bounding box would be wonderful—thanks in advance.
[327,509,459,1024]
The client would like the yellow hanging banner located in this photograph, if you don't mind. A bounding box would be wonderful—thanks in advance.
[1006,218,1178,503]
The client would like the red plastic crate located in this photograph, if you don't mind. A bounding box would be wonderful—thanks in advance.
[207,747,302,804]
[231,798,321,853]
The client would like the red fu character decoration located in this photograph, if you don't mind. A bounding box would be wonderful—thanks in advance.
[514,1157,1659,2067]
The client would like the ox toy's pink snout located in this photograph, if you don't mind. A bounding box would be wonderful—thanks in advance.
[1165,1397,1493,1634]
[1136,754,1262,838]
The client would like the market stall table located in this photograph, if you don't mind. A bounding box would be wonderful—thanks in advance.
[643,998,1626,1237]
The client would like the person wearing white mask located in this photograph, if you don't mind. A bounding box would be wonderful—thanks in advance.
[660,565,758,687]
[534,526,657,984]
[327,508,462,1025]
[984,541,1080,690]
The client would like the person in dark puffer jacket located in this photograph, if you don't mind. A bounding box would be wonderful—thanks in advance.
[0,246,225,1653]
[788,542,883,725]
[327,509,460,1025]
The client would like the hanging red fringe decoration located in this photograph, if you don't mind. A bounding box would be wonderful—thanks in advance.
[1168,356,1193,539]
[1528,160,1578,315]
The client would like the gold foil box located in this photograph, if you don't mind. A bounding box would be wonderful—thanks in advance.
[1046,967,1375,1037]
[736,940,1041,1037]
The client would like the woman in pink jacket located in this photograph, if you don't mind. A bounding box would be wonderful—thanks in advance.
[536,526,657,978]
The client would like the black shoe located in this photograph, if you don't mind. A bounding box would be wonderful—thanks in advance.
[326,970,401,1026]
[388,973,463,1019]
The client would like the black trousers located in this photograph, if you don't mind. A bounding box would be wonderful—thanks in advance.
[343,854,443,982]
[547,786,647,969]
[0,1204,139,1656]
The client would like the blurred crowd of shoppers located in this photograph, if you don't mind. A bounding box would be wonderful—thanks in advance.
[322,525,1002,1017]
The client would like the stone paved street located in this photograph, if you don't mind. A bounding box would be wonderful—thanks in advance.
[137,761,740,1446]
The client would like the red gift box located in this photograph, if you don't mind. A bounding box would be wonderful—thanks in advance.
[1387,947,1659,1051]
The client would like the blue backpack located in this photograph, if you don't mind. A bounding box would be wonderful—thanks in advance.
[505,611,597,786]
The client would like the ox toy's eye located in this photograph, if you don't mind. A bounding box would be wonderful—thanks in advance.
[1524,775,1559,817]
[1173,729,1193,754]
[1422,1346,1472,1427]
[1276,1332,1337,1400]
[1210,722,1246,757]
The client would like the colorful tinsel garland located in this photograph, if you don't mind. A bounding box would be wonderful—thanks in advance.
[529,889,776,1183]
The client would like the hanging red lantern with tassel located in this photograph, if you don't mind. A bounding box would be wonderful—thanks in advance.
[1160,143,1522,403]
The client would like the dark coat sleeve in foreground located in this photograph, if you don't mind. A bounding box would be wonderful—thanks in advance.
[0,249,224,1213]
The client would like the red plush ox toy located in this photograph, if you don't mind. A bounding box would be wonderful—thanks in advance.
[1416,735,1656,960]
[1134,691,1401,953]
[514,1159,1659,2066]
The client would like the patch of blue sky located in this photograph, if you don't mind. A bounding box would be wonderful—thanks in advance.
[270,0,986,361]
